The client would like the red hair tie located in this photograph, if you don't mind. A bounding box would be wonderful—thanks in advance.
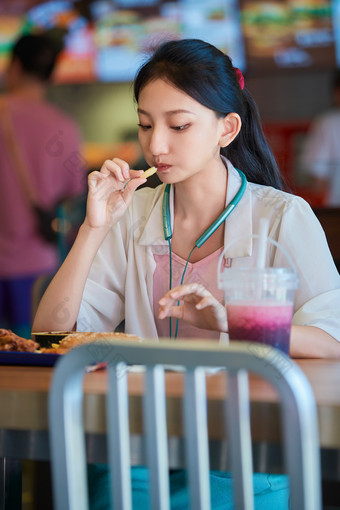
[234,67,245,90]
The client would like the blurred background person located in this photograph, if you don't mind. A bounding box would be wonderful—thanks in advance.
[300,69,340,206]
[0,32,87,338]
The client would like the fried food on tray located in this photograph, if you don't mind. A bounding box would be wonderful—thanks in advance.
[40,331,141,354]
[0,328,39,352]
[39,346,69,354]
[0,329,141,355]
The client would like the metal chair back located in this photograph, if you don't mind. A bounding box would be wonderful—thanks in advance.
[48,339,322,510]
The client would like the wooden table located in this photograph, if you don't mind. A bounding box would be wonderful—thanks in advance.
[1,358,340,507]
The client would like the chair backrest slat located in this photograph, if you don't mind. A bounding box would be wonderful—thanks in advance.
[226,370,254,510]
[107,364,132,510]
[49,369,89,510]
[184,367,211,510]
[279,368,322,510]
[144,365,170,510]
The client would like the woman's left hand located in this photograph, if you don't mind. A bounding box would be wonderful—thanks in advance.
[158,283,228,333]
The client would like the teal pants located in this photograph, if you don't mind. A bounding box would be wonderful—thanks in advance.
[88,465,290,509]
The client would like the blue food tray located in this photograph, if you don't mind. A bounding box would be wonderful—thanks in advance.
[0,351,60,366]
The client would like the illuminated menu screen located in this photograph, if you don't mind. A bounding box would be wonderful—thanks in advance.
[0,0,245,84]
[239,0,337,72]
[0,0,339,85]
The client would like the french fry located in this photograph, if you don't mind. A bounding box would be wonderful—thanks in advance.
[123,166,157,189]
[141,166,157,179]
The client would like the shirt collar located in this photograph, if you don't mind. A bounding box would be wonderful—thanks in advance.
[137,184,168,247]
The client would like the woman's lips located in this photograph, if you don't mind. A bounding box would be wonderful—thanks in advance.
[156,164,171,172]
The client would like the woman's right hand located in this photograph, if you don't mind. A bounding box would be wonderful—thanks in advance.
[84,158,146,230]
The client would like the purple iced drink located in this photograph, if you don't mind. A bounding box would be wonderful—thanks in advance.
[226,301,293,354]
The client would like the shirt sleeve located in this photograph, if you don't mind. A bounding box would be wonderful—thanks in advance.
[273,195,340,341]
[77,222,128,332]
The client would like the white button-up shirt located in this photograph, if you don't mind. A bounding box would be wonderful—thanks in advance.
[78,161,340,342]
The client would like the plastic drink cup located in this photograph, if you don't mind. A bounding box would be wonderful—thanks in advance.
[220,268,299,354]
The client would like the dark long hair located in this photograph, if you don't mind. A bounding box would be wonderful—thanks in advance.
[134,39,283,190]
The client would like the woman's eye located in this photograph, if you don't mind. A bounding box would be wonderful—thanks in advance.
[171,124,190,131]
[137,123,151,130]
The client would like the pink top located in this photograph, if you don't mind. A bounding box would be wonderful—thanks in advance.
[153,247,227,339]
[0,96,86,277]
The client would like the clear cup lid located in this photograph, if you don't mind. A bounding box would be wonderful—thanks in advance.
[218,267,299,290]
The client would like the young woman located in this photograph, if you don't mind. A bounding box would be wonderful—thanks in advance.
[33,38,340,510]
[33,38,340,358]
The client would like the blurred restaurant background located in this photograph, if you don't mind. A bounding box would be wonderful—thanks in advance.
[1,0,339,192]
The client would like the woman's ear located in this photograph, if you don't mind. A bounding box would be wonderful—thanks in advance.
[218,113,242,147]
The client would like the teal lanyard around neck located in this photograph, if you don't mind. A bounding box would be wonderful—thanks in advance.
[163,168,247,339]
[167,239,196,339]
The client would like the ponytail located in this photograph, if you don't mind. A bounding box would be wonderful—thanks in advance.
[222,89,284,190]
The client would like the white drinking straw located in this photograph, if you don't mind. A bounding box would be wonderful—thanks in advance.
[256,217,269,269]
